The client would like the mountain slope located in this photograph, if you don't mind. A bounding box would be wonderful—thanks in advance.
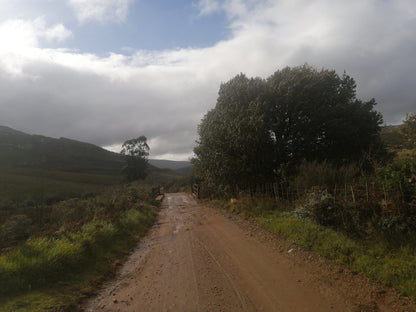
[0,126,124,175]
[0,126,191,177]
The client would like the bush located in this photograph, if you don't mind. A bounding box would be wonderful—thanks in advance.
[294,189,384,237]
[291,160,361,191]
[377,158,416,201]
[295,190,336,225]
[0,215,33,245]
[50,199,91,227]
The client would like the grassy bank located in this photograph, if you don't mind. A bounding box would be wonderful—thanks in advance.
[216,197,416,300]
[0,183,158,312]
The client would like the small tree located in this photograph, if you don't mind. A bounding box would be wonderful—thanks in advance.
[121,136,149,181]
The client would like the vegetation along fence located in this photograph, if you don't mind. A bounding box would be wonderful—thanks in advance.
[195,181,414,212]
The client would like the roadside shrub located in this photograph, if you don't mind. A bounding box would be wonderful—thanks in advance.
[120,209,147,235]
[377,158,416,202]
[0,183,158,298]
[379,215,416,246]
[50,198,90,227]
[291,160,360,191]
[0,199,17,211]
[0,215,33,245]
[295,190,336,225]
[374,158,416,242]
[295,190,383,236]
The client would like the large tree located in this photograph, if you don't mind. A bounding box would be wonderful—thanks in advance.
[193,74,275,189]
[121,136,149,181]
[266,65,384,171]
[193,65,385,187]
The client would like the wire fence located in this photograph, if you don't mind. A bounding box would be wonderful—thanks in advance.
[196,181,414,213]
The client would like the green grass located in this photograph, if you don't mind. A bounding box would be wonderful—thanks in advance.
[0,184,158,312]
[0,167,122,208]
[217,197,416,300]
[257,212,416,299]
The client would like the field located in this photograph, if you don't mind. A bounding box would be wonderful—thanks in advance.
[0,167,121,208]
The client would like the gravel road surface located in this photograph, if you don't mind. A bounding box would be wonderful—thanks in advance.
[83,193,415,312]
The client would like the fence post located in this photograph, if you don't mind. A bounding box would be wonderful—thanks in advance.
[273,183,278,201]
[350,185,356,203]
[192,184,200,199]
[399,181,404,204]
[344,184,347,201]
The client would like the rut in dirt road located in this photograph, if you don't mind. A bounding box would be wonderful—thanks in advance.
[84,193,415,312]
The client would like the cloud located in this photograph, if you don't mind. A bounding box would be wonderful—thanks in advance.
[68,0,133,23]
[1,0,416,160]
[0,40,215,159]
[0,17,71,50]
[195,0,222,16]
[0,18,72,76]
[213,0,416,124]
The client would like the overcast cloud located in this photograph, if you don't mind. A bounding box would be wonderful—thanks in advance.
[0,0,415,160]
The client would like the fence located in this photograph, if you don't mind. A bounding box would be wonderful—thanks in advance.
[151,185,164,198]
[192,184,200,199]
[194,181,413,213]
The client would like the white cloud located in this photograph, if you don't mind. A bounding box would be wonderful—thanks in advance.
[0,17,72,76]
[0,17,71,49]
[68,0,133,23]
[195,0,222,16]
[43,23,72,42]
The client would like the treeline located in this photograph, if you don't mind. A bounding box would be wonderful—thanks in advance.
[192,64,416,242]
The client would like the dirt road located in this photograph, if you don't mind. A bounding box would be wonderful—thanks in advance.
[84,193,415,312]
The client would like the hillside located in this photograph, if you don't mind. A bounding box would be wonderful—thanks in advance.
[148,159,191,171]
[0,125,191,177]
[0,126,125,175]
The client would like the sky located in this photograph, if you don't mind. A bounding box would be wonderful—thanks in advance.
[0,0,415,160]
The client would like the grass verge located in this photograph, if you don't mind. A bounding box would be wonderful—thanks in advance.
[219,198,416,300]
[0,184,158,312]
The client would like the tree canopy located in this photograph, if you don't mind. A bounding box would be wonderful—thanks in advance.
[193,74,275,188]
[121,136,149,181]
[193,65,385,188]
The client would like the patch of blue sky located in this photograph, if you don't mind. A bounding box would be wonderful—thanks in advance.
[66,0,230,55]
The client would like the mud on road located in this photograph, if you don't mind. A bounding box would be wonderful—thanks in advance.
[83,193,415,312]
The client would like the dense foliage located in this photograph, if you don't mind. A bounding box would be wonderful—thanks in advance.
[381,113,416,153]
[401,113,416,149]
[193,74,275,188]
[193,65,385,189]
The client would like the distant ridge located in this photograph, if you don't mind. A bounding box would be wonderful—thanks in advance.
[0,126,191,175]
[148,159,191,171]
[0,126,124,174]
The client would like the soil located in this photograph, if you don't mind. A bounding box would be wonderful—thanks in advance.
[82,193,416,312]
